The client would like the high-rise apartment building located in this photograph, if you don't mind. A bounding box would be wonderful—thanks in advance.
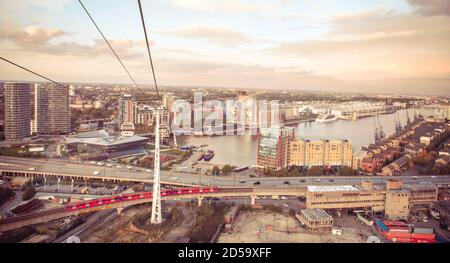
[256,125,295,173]
[118,93,135,127]
[34,83,71,135]
[289,139,352,167]
[0,82,4,134]
[4,82,31,141]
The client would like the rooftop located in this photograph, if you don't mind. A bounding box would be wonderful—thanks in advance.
[300,208,333,221]
[65,130,149,147]
[307,185,359,193]
[404,182,437,191]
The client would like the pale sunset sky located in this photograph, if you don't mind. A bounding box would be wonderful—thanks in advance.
[0,0,449,95]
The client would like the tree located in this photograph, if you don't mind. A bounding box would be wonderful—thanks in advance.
[0,187,15,206]
[339,166,357,176]
[413,156,432,166]
[306,166,323,176]
[212,165,220,176]
[221,164,232,175]
[22,187,36,201]
[289,209,297,216]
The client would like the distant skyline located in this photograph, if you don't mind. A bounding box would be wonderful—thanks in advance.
[0,0,449,95]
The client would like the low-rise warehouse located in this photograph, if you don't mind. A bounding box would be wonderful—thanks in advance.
[296,208,333,232]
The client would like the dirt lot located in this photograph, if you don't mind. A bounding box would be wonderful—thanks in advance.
[82,203,196,243]
[217,211,367,243]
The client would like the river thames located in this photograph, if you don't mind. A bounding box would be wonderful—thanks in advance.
[178,108,438,167]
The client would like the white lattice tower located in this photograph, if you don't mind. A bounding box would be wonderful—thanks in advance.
[150,108,162,224]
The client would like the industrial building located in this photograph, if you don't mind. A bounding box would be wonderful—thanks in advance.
[296,208,333,232]
[305,179,437,219]
[306,183,386,214]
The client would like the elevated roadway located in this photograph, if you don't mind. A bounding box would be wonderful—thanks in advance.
[2,156,450,188]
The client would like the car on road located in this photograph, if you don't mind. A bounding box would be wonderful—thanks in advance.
[145,169,152,172]
[93,171,100,175]
[314,179,321,182]
[283,181,290,185]
[328,179,334,182]
[28,167,35,171]
[106,163,113,167]
[282,204,289,207]
[300,179,306,183]
[239,180,246,183]
[412,176,419,179]
[280,196,288,200]
[253,181,261,185]
[126,165,133,169]
[116,165,122,169]
[90,161,96,164]
[170,177,179,180]
[431,176,436,179]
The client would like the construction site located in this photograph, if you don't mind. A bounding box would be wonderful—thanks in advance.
[217,210,368,243]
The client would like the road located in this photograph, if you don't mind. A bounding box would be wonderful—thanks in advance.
[52,210,116,243]
[0,191,23,214]
[1,156,450,188]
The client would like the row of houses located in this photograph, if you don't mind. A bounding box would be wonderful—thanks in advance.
[354,117,450,174]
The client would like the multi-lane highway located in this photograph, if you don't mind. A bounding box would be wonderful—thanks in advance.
[1,156,450,187]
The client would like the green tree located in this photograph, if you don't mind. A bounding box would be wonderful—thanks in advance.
[212,165,220,176]
[22,187,36,201]
[306,166,323,176]
[221,164,232,175]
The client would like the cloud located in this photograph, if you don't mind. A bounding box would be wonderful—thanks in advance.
[0,23,147,59]
[267,8,450,79]
[158,25,255,46]
[0,25,66,48]
[407,0,450,16]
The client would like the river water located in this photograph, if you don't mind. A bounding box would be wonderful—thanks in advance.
[178,108,437,167]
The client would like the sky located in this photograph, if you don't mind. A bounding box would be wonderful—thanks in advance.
[0,0,449,95]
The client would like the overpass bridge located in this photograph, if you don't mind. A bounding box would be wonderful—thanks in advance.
[0,187,306,232]
[0,168,199,187]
